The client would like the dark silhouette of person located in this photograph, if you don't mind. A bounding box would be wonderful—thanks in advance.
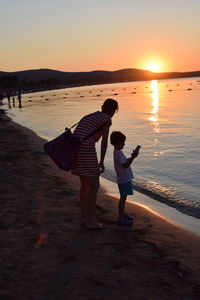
[7,91,11,108]
[17,92,22,108]
[71,98,119,229]
[12,95,15,107]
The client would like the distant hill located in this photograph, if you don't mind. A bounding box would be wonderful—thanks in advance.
[0,68,200,91]
[0,68,155,82]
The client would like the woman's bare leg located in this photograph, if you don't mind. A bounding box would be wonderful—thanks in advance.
[79,175,100,227]
[87,175,100,224]
[79,176,90,225]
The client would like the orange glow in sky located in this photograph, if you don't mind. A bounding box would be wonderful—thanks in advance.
[0,1,199,72]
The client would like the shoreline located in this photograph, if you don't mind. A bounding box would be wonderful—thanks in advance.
[5,104,200,235]
[1,117,200,299]
[4,100,200,232]
[100,177,200,236]
[2,76,200,227]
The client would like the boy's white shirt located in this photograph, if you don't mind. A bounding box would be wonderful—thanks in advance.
[113,149,134,184]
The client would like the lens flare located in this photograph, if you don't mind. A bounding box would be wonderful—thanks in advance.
[35,232,47,248]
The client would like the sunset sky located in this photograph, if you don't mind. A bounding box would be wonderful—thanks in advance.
[1,0,199,73]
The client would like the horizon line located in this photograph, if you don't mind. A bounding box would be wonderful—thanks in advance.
[1,67,200,74]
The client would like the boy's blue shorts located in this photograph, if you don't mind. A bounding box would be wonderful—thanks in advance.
[118,181,134,196]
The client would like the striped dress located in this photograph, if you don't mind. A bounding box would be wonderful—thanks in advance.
[71,111,111,176]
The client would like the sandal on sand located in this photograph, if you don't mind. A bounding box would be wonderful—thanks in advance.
[118,217,133,226]
[124,214,134,221]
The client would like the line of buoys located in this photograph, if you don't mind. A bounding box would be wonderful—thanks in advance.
[29,81,199,104]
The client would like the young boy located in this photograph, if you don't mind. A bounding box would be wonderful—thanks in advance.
[110,131,141,226]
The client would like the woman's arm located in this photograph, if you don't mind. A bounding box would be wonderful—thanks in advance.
[99,122,111,173]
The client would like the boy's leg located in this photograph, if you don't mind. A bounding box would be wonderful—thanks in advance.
[118,195,127,221]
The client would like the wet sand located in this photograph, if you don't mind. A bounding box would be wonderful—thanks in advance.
[1,116,200,299]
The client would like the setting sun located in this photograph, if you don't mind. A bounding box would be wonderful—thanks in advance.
[146,61,162,72]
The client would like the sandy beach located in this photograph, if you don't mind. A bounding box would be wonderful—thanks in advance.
[1,116,200,300]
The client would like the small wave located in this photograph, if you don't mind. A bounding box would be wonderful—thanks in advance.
[102,171,200,219]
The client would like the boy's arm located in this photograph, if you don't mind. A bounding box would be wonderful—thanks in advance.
[122,151,138,168]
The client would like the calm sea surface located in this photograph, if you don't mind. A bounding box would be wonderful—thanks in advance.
[4,77,200,219]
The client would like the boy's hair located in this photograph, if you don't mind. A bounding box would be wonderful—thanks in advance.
[110,131,126,146]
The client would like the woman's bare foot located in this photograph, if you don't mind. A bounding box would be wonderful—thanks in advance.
[82,222,106,230]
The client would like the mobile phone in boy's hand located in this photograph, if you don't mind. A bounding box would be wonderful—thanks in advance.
[134,145,141,155]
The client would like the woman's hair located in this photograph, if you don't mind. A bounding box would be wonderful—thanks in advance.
[110,131,126,146]
[101,98,119,114]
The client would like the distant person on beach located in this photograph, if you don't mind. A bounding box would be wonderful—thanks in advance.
[17,92,21,101]
[7,91,11,108]
[110,131,141,226]
[6,91,11,101]
[71,98,119,229]
[17,92,22,107]
[12,95,15,107]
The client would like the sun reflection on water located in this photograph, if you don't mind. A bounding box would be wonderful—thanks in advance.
[149,80,159,133]
[148,80,160,155]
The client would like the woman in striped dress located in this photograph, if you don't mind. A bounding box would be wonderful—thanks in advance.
[71,98,119,229]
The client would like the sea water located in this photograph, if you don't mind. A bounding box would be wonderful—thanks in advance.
[3,77,200,223]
